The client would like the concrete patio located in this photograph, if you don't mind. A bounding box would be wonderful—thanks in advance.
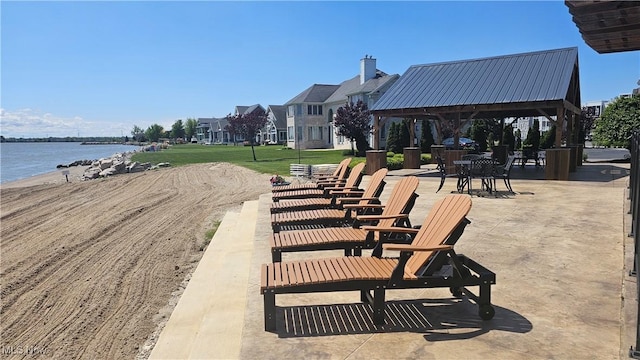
[150,161,633,359]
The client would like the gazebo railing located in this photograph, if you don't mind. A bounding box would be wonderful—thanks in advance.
[629,129,640,358]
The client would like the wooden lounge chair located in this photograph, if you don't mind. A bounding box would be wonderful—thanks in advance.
[270,168,388,214]
[272,162,365,203]
[271,175,418,233]
[270,175,418,262]
[271,158,352,193]
[261,194,496,331]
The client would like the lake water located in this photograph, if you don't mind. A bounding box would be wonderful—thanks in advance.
[0,142,141,183]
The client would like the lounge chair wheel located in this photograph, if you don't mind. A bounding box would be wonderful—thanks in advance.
[449,287,463,297]
[479,304,495,320]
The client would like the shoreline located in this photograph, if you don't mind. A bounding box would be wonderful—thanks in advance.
[0,165,90,189]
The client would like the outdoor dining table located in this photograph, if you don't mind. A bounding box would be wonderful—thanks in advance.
[453,158,499,194]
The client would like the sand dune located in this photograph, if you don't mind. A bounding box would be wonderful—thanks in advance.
[0,163,272,359]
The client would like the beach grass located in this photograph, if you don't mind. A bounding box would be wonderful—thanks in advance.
[131,143,359,175]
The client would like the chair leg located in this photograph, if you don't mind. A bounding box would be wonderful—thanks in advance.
[271,250,282,263]
[372,288,386,325]
[264,291,276,331]
[437,176,445,193]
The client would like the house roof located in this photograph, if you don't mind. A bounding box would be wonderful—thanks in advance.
[235,104,265,116]
[285,84,341,105]
[324,70,397,104]
[566,1,640,54]
[267,105,287,128]
[371,47,580,117]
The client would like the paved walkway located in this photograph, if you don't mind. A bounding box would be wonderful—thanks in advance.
[152,161,633,359]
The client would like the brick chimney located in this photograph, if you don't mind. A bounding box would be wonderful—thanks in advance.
[360,55,376,85]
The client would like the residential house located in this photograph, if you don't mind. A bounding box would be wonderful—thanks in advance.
[285,56,399,150]
[264,105,287,145]
[196,117,229,144]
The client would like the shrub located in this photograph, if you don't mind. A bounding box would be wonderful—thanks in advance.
[386,156,404,170]
[386,151,395,157]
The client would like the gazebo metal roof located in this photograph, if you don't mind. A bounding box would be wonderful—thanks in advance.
[371,47,581,119]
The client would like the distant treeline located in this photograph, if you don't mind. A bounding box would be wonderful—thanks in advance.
[1,136,130,143]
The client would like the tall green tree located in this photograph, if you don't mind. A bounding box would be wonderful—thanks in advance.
[502,123,516,152]
[185,118,198,140]
[593,94,640,149]
[523,119,540,151]
[420,120,434,153]
[225,109,268,161]
[540,125,556,149]
[386,121,401,153]
[470,120,489,152]
[170,119,185,140]
[131,125,146,142]
[399,119,411,148]
[334,100,372,156]
[145,124,164,142]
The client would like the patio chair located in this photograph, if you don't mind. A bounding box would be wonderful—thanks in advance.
[270,168,388,214]
[272,158,351,193]
[494,154,516,193]
[269,176,419,262]
[436,156,467,193]
[271,174,418,233]
[468,158,497,194]
[261,194,496,331]
[272,162,364,203]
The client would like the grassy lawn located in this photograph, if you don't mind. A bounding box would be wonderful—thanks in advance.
[131,143,363,175]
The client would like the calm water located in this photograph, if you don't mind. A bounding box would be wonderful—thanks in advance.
[0,142,141,184]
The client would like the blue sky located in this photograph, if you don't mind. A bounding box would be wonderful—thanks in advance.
[1,1,638,138]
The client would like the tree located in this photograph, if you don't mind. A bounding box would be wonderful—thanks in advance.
[470,120,489,152]
[334,100,372,156]
[540,125,556,149]
[420,120,434,153]
[400,119,411,148]
[502,123,516,152]
[185,118,198,141]
[145,124,164,142]
[170,119,185,140]
[131,125,146,142]
[523,119,540,151]
[225,109,268,161]
[386,122,401,153]
[593,94,640,149]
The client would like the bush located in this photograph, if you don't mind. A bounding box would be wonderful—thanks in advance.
[386,156,404,170]
[420,154,432,164]
[386,151,395,157]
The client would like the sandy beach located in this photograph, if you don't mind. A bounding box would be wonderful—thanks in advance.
[0,163,272,358]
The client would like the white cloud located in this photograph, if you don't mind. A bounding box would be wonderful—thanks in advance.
[0,108,133,138]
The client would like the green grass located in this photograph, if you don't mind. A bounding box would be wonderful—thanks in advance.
[200,221,221,251]
[131,143,359,175]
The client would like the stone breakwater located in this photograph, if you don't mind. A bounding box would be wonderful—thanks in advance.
[57,152,171,181]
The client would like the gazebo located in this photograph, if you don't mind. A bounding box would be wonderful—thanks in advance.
[369,47,582,179]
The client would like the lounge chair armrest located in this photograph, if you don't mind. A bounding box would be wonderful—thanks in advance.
[356,213,408,221]
[337,196,376,203]
[360,225,418,234]
[330,189,364,195]
[383,244,452,252]
[326,186,358,192]
[344,204,385,210]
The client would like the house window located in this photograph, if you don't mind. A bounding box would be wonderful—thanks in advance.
[338,135,345,144]
[297,126,303,141]
[307,105,323,115]
[288,126,294,140]
[296,104,303,115]
[381,123,386,139]
[288,105,295,116]
[308,126,323,140]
